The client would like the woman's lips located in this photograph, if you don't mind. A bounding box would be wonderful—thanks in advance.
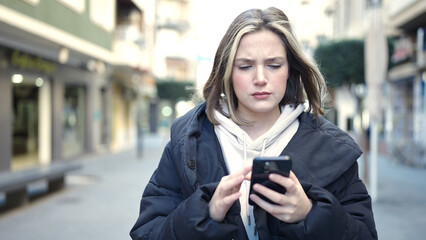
[252,92,271,99]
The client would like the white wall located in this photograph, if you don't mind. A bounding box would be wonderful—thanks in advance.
[334,85,357,131]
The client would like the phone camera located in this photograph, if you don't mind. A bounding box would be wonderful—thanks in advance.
[263,161,270,172]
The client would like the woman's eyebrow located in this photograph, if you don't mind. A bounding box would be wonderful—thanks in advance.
[266,57,286,62]
[234,57,286,63]
[234,58,254,64]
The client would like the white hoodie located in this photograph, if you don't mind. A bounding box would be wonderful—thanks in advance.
[214,103,304,240]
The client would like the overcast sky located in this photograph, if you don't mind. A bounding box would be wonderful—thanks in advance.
[192,0,330,57]
[191,0,331,87]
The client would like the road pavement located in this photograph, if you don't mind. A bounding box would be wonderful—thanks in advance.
[371,152,426,240]
[0,134,169,240]
[0,134,425,239]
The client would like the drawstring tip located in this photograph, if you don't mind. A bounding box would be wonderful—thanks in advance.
[247,215,251,226]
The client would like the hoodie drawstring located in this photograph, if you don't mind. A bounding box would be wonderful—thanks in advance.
[261,138,267,156]
[242,134,250,226]
[244,135,268,237]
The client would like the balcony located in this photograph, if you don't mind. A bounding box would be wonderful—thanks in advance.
[113,24,146,68]
[115,24,145,49]
[157,18,189,32]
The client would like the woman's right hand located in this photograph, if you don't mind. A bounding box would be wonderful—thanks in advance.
[209,166,252,222]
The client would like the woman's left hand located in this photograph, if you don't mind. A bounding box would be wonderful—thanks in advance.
[249,171,312,223]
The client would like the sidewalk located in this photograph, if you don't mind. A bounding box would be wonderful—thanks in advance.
[0,134,169,240]
[355,134,426,240]
[372,153,426,240]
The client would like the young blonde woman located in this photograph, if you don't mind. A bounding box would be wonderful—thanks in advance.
[131,7,377,240]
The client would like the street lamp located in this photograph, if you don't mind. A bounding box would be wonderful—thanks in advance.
[351,83,369,183]
[364,0,388,202]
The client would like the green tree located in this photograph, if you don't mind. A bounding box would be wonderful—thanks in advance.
[314,38,394,87]
[314,39,365,87]
[156,79,195,120]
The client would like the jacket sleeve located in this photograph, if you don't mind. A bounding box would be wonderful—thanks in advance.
[267,162,378,239]
[130,142,239,240]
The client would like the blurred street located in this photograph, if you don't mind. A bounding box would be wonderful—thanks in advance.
[0,134,169,240]
[0,134,424,240]
[371,151,426,240]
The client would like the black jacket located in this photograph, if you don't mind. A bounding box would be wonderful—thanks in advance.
[130,103,377,239]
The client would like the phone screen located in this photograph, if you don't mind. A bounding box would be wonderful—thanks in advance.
[249,156,292,206]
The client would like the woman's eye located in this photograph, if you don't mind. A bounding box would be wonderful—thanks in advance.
[268,64,281,69]
[238,65,252,70]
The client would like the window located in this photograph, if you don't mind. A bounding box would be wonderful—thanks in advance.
[90,0,115,32]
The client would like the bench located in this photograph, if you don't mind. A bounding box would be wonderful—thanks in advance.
[0,161,81,210]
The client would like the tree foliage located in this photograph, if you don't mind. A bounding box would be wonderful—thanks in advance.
[314,39,394,88]
[314,39,364,87]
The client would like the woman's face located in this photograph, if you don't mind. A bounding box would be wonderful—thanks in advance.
[232,29,289,120]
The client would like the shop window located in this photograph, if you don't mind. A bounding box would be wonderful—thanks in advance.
[12,80,39,170]
[62,85,86,158]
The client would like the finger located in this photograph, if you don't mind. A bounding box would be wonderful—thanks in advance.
[245,171,252,181]
[288,171,301,186]
[284,171,302,194]
[223,191,242,205]
[245,167,252,181]
[225,166,251,180]
[252,183,287,205]
[249,193,268,207]
[249,193,286,214]
[218,175,245,193]
[269,173,297,193]
[249,194,294,221]
[239,165,252,176]
[227,166,251,181]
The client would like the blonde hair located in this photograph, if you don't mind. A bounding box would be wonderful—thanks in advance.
[203,7,327,125]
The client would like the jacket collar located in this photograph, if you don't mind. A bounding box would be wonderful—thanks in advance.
[282,112,362,187]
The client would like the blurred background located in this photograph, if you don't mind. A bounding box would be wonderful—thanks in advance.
[0,0,425,239]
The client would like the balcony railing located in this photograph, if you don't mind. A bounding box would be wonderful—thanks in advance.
[157,19,189,32]
[115,24,145,49]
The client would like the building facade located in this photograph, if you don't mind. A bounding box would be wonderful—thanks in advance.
[325,0,426,166]
[0,0,156,175]
[152,0,197,131]
[386,0,426,166]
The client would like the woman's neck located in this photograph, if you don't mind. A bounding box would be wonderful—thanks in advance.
[237,107,281,140]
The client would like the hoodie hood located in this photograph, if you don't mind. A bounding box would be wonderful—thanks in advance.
[213,104,304,172]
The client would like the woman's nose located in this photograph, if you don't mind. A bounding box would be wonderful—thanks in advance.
[254,66,267,85]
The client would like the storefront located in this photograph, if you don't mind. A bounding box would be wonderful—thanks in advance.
[0,47,56,171]
[387,29,426,166]
[0,45,112,172]
[389,75,414,143]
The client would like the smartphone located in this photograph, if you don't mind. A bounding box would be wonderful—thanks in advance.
[249,156,292,206]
